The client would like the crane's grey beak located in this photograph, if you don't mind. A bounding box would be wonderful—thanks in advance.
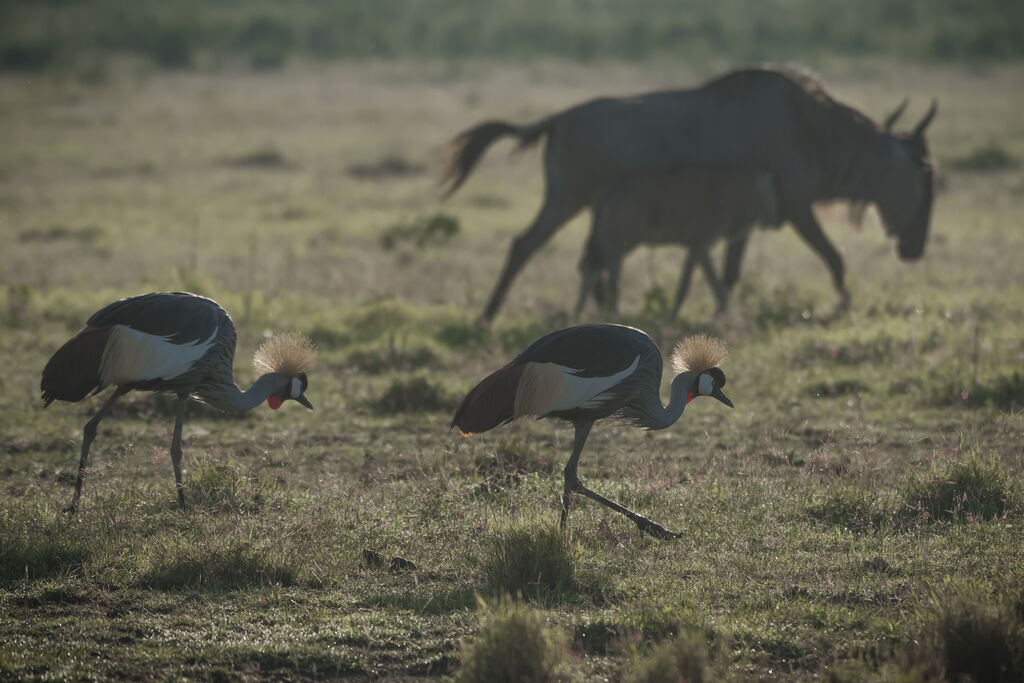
[711,387,733,408]
[295,395,314,410]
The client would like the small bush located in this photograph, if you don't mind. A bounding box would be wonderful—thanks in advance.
[188,461,273,513]
[345,340,440,374]
[923,588,1024,682]
[139,538,297,589]
[379,213,460,251]
[808,487,886,532]
[898,457,1013,524]
[371,375,455,413]
[347,155,426,180]
[456,600,569,683]
[482,524,579,601]
[624,630,707,683]
[0,514,93,585]
[949,144,1019,171]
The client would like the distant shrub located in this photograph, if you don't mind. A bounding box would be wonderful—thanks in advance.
[903,586,1024,683]
[379,213,460,251]
[0,41,55,71]
[808,487,886,532]
[371,375,456,413]
[456,600,570,683]
[0,514,92,585]
[897,457,1013,524]
[188,460,273,513]
[950,144,1019,171]
[139,538,297,589]
[624,630,707,683]
[347,155,426,180]
[482,524,579,601]
[147,27,193,69]
[345,340,440,374]
[219,147,293,169]
[235,16,294,70]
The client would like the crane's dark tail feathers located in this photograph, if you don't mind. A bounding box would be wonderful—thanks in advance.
[40,326,110,407]
[450,364,525,435]
[440,118,552,198]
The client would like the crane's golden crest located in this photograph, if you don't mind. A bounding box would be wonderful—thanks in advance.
[253,333,317,376]
[671,334,728,374]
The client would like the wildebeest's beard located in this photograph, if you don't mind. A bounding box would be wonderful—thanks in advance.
[878,158,934,262]
[897,165,934,260]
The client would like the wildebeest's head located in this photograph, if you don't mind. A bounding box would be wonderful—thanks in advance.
[874,101,937,261]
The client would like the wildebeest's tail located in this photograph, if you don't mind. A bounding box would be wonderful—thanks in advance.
[441,118,553,198]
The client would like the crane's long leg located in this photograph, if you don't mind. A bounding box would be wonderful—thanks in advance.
[169,394,188,508]
[561,422,682,540]
[68,386,130,514]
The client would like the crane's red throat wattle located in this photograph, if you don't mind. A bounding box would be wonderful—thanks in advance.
[267,395,283,410]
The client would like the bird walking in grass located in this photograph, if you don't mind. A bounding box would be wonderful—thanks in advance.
[41,291,317,513]
[451,324,732,539]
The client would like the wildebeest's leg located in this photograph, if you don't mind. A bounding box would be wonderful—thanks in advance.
[698,249,729,313]
[479,150,584,322]
[789,205,850,309]
[575,230,602,314]
[722,233,750,302]
[575,259,597,315]
[68,386,131,514]
[670,249,702,319]
[604,256,623,313]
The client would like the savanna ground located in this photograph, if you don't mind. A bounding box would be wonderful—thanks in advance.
[1,56,1023,681]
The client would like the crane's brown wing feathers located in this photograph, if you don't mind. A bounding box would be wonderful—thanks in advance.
[40,326,112,406]
[513,323,657,378]
[87,292,227,345]
[451,364,525,435]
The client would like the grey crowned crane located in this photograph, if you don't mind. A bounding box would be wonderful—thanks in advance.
[41,291,317,512]
[451,324,732,539]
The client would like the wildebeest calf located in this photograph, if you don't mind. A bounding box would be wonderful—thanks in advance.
[576,168,777,317]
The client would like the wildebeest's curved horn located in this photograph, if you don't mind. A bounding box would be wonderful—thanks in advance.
[912,99,938,138]
[883,98,908,131]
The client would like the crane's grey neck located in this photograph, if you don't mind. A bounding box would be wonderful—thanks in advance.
[643,372,694,430]
[195,373,288,412]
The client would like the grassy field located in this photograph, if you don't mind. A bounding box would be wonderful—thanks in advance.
[1,59,1023,681]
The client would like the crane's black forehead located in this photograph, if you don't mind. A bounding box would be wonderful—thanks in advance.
[706,367,726,387]
[86,292,228,344]
[512,323,659,378]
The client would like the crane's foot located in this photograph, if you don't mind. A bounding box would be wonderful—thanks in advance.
[634,516,683,540]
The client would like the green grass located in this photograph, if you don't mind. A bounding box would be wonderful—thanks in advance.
[0,59,1023,679]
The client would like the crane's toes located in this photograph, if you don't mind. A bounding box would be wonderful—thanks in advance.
[635,517,683,540]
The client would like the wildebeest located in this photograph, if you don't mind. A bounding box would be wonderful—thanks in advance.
[442,66,937,323]
[576,167,778,317]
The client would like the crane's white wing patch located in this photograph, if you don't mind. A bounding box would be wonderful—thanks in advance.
[100,325,217,385]
[514,355,639,417]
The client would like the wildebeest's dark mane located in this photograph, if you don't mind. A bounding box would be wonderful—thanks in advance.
[707,64,881,136]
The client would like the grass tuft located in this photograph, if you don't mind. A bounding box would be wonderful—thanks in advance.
[808,486,887,532]
[897,456,1014,524]
[482,524,579,601]
[0,510,93,585]
[623,630,708,683]
[949,144,1019,171]
[188,461,274,513]
[371,374,456,413]
[139,538,297,589]
[924,587,1024,682]
[456,599,570,683]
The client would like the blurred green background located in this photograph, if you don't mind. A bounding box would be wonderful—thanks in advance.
[2,0,1022,73]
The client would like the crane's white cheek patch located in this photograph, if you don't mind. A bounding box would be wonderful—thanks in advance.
[100,325,217,385]
[698,373,714,396]
[290,377,302,398]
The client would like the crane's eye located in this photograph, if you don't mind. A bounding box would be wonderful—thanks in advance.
[698,373,714,396]
[290,377,302,398]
